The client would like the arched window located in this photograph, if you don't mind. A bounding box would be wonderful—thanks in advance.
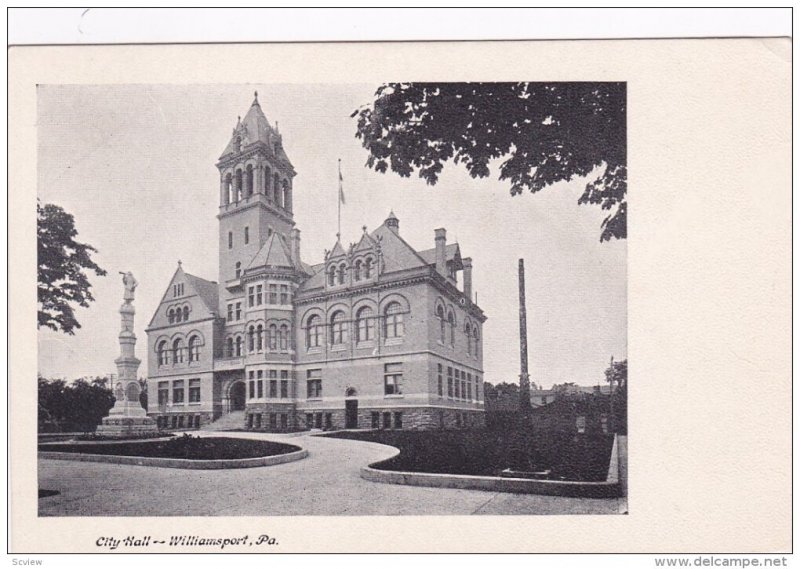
[273,174,281,206]
[157,340,170,366]
[172,338,184,364]
[182,306,189,322]
[248,325,255,352]
[246,164,254,197]
[354,260,362,281]
[331,311,348,345]
[356,306,374,342]
[337,264,346,285]
[263,165,271,194]
[235,169,243,201]
[279,324,289,351]
[188,335,200,362]
[437,305,446,343]
[448,311,456,346]
[235,336,243,357]
[167,308,175,324]
[328,266,336,286]
[269,324,278,350]
[306,314,322,348]
[225,173,233,204]
[364,257,373,279]
[283,180,291,211]
[175,307,182,323]
[256,324,264,351]
[465,322,472,355]
[473,325,480,357]
[226,337,234,357]
[384,302,404,338]
[235,262,242,279]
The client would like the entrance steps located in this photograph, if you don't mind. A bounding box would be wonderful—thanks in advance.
[202,410,245,431]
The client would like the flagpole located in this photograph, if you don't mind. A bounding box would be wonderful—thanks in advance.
[337,159,342,239]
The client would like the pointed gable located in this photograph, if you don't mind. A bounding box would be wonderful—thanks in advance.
[147,265,218,329]
[328,239,346,259]
[246,232,294,271]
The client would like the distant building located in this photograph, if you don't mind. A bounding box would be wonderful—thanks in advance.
[530,384,611,407]
[145,94,487,431]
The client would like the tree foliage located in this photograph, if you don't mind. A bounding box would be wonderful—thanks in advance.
[38,375,115,432]
[353,82,626,241]
[38,201,107,334]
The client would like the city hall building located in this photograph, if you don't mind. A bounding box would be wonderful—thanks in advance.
[145,94,487,431]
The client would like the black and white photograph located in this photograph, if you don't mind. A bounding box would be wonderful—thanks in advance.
[36,82,627,516]
[9,9,791,556]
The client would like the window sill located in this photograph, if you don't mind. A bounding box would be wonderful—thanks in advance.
[306,397,323,402]
[306,347,322,355]
[330,345,347,352]
[355,341,375,349]
[384,394,404,399]
[384,338,404,346]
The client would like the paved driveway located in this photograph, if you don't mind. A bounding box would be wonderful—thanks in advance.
[38,431,626,516]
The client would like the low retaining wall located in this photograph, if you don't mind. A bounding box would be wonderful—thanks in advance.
[360,435,621,498]
[38,447,308,470]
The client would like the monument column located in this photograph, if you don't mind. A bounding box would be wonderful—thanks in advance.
[97,271,158,436]
[518,259,532,419]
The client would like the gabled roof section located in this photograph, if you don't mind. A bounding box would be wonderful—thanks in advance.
[184,273,219,314]
[370,224,428,273]
[147,264,218,328]
[353,229,377,253]
[246,232,294,271]
[328,239,347,259]
[418,243,462,268]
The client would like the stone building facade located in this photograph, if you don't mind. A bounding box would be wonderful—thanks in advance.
[145,94,487,431]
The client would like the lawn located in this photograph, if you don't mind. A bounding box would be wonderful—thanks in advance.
[39,435,300,461]
[323,429,614,482]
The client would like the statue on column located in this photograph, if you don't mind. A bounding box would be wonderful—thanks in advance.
[120,271,138,303]
[97,269,157,436]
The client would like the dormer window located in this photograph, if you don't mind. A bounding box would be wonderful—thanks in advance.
[328,267,336,286]
[337,264,346,285]
[235,262,241,279]
[172,283,184,297]
[364,258,373,279]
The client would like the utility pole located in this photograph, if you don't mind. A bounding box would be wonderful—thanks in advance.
[518,259,532,421]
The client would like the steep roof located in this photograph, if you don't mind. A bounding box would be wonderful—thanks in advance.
[370,224,428,272]
[417,243,462,267]
[184,273,219,314]
[219,93,293,167]
[246,232,294,271]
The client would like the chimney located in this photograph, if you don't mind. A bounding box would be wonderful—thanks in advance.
[290,228,301,268]
[434,228,447,277]
[462,257,473,302]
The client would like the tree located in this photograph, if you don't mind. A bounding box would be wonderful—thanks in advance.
[38,201,107,334]
[38,375,115,432]
[551,382,579,399]
[605,358,627,434]
[353,82,626,241]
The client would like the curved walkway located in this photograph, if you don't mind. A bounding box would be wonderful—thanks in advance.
[38,431,626,516]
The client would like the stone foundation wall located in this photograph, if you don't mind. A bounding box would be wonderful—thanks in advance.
[150,411,213,430]
[245,402,298,431]
[280,406,485,431]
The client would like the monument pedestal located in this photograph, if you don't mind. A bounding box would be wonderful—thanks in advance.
[96,275,160,438]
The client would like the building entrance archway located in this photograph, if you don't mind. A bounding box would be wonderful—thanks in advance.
[229,381,246,412]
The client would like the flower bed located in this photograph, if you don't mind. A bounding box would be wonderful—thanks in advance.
[323,429,614,482]
[39,434,299,461]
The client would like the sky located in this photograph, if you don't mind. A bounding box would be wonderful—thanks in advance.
[37,83,626,388]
